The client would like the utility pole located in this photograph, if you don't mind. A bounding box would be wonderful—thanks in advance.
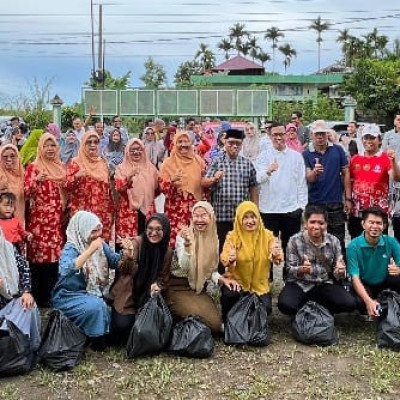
[97,4,103,83]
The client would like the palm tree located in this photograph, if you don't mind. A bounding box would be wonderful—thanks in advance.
[247,36,260,61]
[279,44,297,73]
[264,26,284,73]
[255,50,271,68]
[309,16,330,72]
[336,28,350,66]
[229,23,249,55]
[217,38,233,60]
[376,34,389,59]
[194,42,216,71]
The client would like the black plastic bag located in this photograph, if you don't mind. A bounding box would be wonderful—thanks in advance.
[224,293,270,347]
[377,290,400,350]
[168,316,214,358]
[292,301,338,346]
[38,310,87,371]
[126,293,172,358]
[0,319,34,377]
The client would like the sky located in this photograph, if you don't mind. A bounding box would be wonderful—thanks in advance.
[1,0,400,105]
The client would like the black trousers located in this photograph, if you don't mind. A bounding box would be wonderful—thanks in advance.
[277,282,356,315]
[110,308,135,346]
[352,275,400,313]
[30,262,59,308]
[392,216,400,244]
[220,286,272,321]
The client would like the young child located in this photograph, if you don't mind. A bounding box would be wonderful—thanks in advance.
[0,192,32,254]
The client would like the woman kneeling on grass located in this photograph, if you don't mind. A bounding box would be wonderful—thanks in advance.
[220,201,283,320]
[52,211,124,351]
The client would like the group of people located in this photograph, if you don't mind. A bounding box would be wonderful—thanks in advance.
[2,110,400,354]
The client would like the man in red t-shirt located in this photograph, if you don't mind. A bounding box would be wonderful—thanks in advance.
[349,124,400,238]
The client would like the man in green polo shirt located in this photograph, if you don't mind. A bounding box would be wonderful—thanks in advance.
[347,206,400,317]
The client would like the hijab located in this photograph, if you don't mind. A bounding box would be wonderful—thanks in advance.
[20,129,44,166]
[134,213,171,308]
[46,122,62,139]
[0,144,25,221]
[285,123,303,153]
[73,131,109,183]
[241,122,261,161]
[159,131,205,200]
[60,131,80,164]
[143,126,160,166]
[66,211,109,297]
[187,201,219,294]
[228,201,277,293]
[115,138,158,215]
[33,133,66,183]
[163,126,176,152]
[0,227,19,300]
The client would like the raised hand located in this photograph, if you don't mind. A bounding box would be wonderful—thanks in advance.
[388,257,400,275]
[314,157,324,175]
[267,158,279,175]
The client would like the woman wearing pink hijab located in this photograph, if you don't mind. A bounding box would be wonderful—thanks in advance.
[285,123,303,153]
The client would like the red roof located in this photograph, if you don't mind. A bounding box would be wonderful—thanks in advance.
[213,55,264,71]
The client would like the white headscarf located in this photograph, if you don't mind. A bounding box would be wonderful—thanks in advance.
[0,227,19,300]
[66,211,110,298]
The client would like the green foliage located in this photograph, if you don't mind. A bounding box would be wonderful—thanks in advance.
[272,95,343,124]
[174,60,202,87]
[20,109,52,130]
[140,57,167,88]
[61,103,84,131]
[343,58,400,121]
[86,70,131,90]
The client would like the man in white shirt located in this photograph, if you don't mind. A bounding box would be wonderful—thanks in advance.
[254,121,308,255]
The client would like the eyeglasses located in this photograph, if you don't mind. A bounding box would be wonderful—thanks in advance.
[1,155,17,160]
[129,147,143,153]
[226,140,242,147]
[146,131,155,135]
[86,140,99,145]
[146,227,163,234]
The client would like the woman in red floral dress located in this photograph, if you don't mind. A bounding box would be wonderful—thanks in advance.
[114,139,158,248]
[159,131,206,248]
[24,133,66,307]
[65,131,113,242]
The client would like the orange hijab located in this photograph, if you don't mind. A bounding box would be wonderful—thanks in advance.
[72,131,109,183]
[0,144,25,221]
[115,139,158,215]
[159,131,204,200]
[33,133,66,183]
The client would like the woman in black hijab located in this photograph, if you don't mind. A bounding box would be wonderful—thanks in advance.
[108,213,172,344]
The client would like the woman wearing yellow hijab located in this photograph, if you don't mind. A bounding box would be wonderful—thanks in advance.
[220,201,283,320]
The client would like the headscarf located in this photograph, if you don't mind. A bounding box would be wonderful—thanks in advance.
[115,139,158,215]
[46,122,62,139]
[0,144,25,221]
[163,126,176,152]
[20,129,44,166]
[187,201,219,294]
[285,123,303,153]
[134,213,171,308]
[142,126,161,166]
[0,227,19,300]
[60,131,80,164]
[227,201,276,294]
[66,211,109,297]
[73,131,109,183]
[159,131,205,200]
[241,122,261,161]
[33,133,66,183]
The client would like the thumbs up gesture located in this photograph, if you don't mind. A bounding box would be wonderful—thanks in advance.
[388,257,400,275]
[300,254,312,275]
[267,158,279,176]
[334,255,346,277]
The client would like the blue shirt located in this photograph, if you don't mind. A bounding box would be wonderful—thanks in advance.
[303,143,348,204]
[347,234,400,285]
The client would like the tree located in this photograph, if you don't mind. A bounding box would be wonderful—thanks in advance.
[246,36,260,61]
[217,38,233,60]
[309,16,330,72]
[194,43,216,71]
[229,23,250,55]
[264,26,284,73]
[86,70,131,90]
[279,44,297,73]
[255,50,271,68]
[344,58,400,122]
[140,57,167,88]
[337,29,351,67]
[174,60,202,87]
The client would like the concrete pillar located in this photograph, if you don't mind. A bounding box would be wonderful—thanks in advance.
[343,96,357,122]
[50,94,64,128]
